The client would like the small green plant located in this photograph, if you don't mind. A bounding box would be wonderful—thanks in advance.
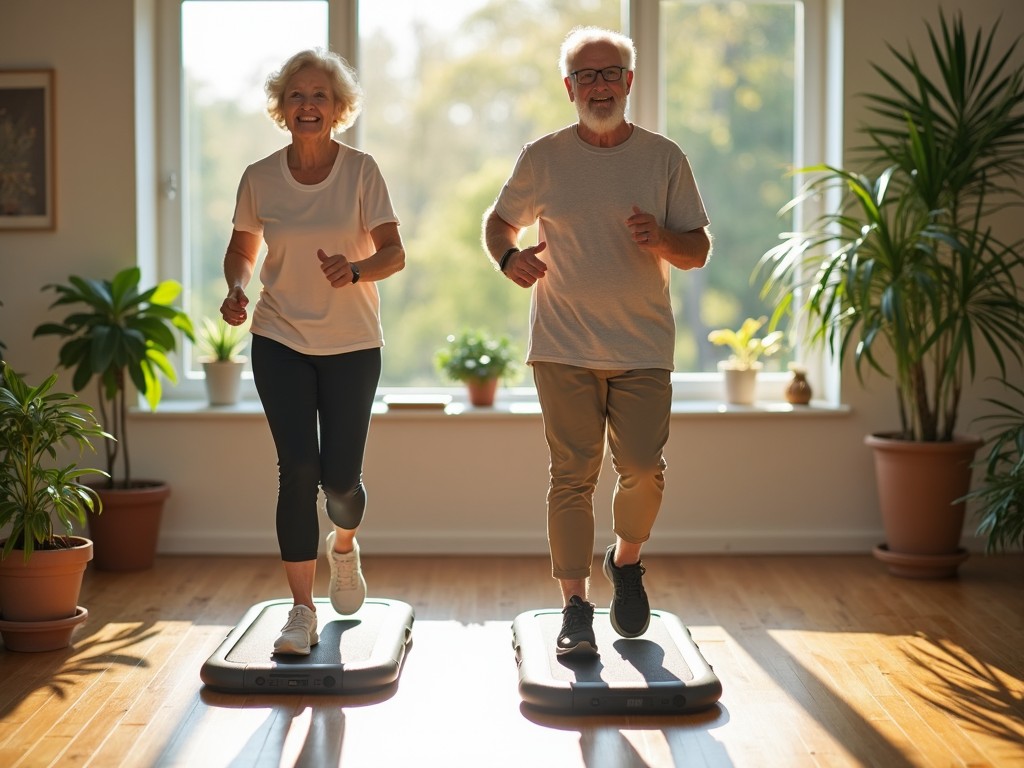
[963,380,1024,554]
[435,329,519,384]
[197,317,248,362]
[0,360,111,561]
[708,317,783,369]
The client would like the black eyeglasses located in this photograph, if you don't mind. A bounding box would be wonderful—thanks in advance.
[570,66,627,85]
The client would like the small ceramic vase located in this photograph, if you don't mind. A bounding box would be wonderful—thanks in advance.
[785,364,812,405]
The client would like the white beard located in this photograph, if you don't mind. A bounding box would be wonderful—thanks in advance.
[576,95,628,134]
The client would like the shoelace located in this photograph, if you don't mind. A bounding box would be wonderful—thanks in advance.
[614,563,647,601]
[281,608,312,634]
[333,551,359,588]
[561,599,593,634]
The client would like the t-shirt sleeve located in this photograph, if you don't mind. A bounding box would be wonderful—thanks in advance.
[666,152,710,233]
[231,165,263,235]
[360,154,401,232]
[493,145,539,230]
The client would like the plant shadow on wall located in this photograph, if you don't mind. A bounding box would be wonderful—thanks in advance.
[32,267,194,571]
[757,12,1024,578]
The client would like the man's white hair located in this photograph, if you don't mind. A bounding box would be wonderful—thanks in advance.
[559,26,637,77]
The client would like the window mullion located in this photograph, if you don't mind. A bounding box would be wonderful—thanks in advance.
[627,0,660,131]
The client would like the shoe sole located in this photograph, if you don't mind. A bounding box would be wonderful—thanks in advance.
[552,638,598,663]
[603,556,651,639]
[556,639,599,657]
[608,612,650,639]
[273,634,319,656]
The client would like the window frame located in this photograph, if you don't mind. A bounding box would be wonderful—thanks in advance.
[153,0,841,407]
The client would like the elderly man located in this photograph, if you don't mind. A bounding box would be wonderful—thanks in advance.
[482,26,712,656]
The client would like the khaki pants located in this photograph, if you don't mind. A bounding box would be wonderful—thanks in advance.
[533,362,671,580]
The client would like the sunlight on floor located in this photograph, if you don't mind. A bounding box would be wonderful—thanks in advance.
[99,617,1024,767]
[768,627,1024,763]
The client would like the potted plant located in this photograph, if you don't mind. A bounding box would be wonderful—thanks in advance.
[707,316,783,405]
[0,360,110,651]
[962,380,1024,555]
[196,317,249,406]
[435,329,519,407]
[33,266,194,571]
[758,12,1024,577]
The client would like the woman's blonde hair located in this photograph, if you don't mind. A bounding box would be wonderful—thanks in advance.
[265,48,363,132]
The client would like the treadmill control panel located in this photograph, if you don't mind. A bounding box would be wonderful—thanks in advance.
[250,673,339,689]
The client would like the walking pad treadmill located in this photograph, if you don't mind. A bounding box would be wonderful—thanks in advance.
[201,598,414,694]
[511,607,722,714]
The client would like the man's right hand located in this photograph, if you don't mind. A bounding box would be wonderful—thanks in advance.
[504,241,548,288]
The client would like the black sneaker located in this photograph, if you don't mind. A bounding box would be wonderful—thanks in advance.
[602,544,651,637]
[556,595,598,657]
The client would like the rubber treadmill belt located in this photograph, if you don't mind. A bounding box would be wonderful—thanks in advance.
[511,607,722,714]
[200,597,414,694]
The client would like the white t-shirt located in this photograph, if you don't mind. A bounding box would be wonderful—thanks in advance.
[232,142,399,355]
[494,124,709,371]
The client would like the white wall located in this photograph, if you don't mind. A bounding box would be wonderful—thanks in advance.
[1,0,1021,557]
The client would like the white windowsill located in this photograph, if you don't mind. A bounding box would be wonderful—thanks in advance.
[137,397,849,420]
[154,369,846,420]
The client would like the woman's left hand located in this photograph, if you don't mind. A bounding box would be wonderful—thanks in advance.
[317,248,358,287]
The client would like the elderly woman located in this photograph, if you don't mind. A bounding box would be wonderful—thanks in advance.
[219,48,405,655]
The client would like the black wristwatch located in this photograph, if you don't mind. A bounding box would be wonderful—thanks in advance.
[351,263,361,284]
[499,247,519,273]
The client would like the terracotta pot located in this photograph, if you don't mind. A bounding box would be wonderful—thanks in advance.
[88,482,170,571]
[0,536,92,622]
[466,377,499,407]
[0,607,89,652]
[865,433,982,578]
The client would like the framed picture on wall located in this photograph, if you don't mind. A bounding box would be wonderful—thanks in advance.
[0,69,55,231]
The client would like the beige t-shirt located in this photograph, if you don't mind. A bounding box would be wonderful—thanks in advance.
[232,143,399,355]
[494,124,709,370]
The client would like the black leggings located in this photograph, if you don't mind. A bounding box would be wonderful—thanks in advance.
[251,335,381,562]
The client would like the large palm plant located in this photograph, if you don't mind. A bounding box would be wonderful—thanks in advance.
[760,12,1024,442]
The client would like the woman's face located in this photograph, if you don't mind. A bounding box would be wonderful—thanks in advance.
[282,66,337,141]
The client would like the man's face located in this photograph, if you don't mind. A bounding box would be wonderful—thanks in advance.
[564,41,633,134]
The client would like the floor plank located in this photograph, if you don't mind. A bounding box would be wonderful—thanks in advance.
[1,553,1022,767]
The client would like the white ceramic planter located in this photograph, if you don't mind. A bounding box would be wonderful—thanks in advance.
[202,358,246,406]
[718,360,761,405]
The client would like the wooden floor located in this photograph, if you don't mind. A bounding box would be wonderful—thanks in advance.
[1,553,1022,768]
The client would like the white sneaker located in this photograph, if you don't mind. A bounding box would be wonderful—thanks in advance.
[326,531,367,615]
[273,604,319,655]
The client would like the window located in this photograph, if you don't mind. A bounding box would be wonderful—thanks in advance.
[159,0,834,400]
[179,0,328,362]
